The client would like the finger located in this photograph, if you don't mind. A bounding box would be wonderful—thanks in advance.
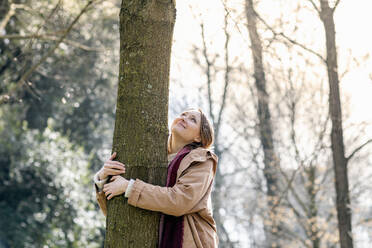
[103,166,125,174]
[103,165,123,173]
[105,161,125,168]
[110,175,123,182]
[109,152,117,161]
[103,164,125,173]
[104,168,125,176]
[103,182,111,190]
[103,163,125,171]
[104,166,125,173]
[107,193,113,200]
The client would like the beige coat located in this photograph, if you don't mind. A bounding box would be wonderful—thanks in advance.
[96,147,218,248]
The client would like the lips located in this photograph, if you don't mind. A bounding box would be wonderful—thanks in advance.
[177,122,186,129]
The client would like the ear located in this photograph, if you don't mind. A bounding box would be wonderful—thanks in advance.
[194,136,201,143]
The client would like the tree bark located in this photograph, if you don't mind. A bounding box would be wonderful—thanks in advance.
[104,1,176,247]
[245,0,282,247]
[319,1,353,248]
[306,166,320,248]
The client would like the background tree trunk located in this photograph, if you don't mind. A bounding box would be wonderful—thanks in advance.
[104,1,176,247]
[319,1,353,247]
[245,0,282,246]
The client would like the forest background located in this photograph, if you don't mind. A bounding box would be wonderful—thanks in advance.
[0,0,371,247]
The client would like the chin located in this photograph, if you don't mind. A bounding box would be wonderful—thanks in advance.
[172,130,189,140]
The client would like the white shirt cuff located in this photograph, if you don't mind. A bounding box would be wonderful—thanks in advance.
[94,172,108,191]
[124,179,135,198]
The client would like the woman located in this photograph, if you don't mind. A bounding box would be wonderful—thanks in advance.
[94,108,218,248]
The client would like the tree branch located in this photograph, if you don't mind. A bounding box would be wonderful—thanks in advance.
[0,0,96,105]
[215,4,231,140]
[306,0,321,14]
[0,2,33,31]
[0,33,103,51]
[199,21,216,126]
[346,139,372,162]
[332,0,341,12]
[0,4,15,31]
[253,9,325,63]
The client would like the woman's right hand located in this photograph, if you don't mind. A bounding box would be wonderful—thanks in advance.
[98,152,126,180]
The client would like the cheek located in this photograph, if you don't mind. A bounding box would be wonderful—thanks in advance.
[190,125,200,136]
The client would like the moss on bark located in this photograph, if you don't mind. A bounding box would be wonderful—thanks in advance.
[104,1,176,247]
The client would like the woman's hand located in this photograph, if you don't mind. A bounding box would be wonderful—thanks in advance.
[103,176,129,200]
[98,152,126,180]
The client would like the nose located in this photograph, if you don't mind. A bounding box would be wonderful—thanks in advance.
[177,116,186,126]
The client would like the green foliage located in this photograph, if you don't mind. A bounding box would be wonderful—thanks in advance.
[0,115,104,247]
[0,0,121,246]
[0,0,119,155]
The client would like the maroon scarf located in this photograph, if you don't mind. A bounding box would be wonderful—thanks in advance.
[159,145,192,248]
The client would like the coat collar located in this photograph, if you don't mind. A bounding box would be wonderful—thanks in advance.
[176,147,218,179]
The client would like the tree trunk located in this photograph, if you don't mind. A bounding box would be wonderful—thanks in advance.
[104,1,176,247]
[319,1,353,248]
[306,166,320,248]
[245,0,282,247]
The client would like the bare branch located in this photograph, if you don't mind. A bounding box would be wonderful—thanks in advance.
[0,33,104,51]
[0,3,34,31]
[332,0,341,12]
[269,166,300,213]
[25,0,62,49]
[306,0,321,14]
[0,0,63,82]
[346,139,372,162]
[0,4,15,31]
[253,9,325,63]
[215,4,231,139]
[0,0,96,105]
[272,222,310,247]
[277,164,312,218]
[198,21,216,126]
[0,33,60,39]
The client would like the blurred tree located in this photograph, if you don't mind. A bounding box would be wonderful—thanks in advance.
[245,0,283,246]
[0,0,118,156]
[104,0,176,247]
[0,111,98,247]
[0,0,121,246]
[192,8,235,247]
[317,1,353,247]
[242,0,372,246]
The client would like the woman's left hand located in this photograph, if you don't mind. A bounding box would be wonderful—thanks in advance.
[103,176,129,200]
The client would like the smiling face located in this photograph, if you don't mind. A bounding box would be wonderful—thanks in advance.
[170,110,201,144]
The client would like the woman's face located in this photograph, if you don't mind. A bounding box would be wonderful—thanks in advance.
[171,110,201,144]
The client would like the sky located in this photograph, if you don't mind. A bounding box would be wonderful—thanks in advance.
[170,0,372,135]
[169,1,372,246]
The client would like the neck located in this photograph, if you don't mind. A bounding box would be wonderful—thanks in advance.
[168,133,189,155]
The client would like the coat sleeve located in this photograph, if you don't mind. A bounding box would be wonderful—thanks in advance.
[127,159,215,217]
[95,184,107,217]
